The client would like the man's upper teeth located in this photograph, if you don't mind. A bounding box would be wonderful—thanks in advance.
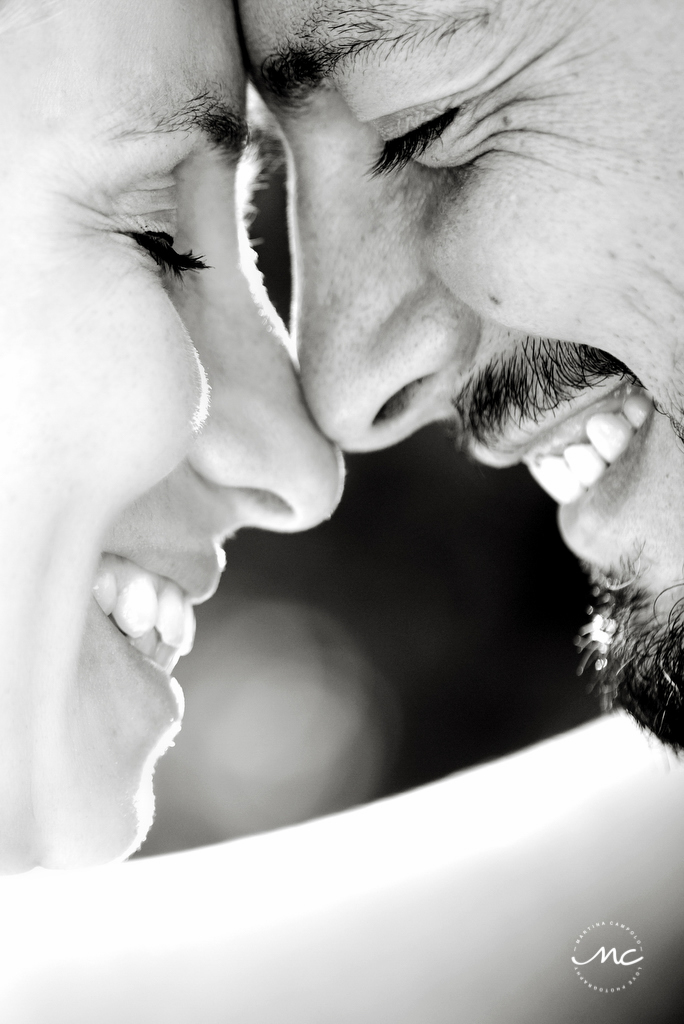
[524,390,653,505]
[527,455,586,504]
[584,411,633,463]
[622,393,651,429]
[92,554,196,671]
[563,443,606,487]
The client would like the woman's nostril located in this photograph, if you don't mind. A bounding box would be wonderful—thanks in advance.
[373,378,425,426]
[238,488,294,518]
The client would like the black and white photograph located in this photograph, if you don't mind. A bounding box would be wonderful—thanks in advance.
[1,0,684,1020]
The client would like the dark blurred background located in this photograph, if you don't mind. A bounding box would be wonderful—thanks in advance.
[140,156,599,857]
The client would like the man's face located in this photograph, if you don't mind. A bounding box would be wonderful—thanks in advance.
[0,0,341,871]
[240,0,684,744]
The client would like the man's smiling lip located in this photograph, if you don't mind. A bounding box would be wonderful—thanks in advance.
[559,407,654,553]
[469,379,654,511]
[469,379,629,469]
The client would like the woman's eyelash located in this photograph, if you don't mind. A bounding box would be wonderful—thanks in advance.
[371,107,460,177]
[130,231,208,279]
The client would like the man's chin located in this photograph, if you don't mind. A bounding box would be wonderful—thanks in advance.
[579,569,684,751]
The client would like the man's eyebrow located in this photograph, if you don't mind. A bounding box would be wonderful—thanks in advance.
[116,91,250,157]
[257,3,490,105]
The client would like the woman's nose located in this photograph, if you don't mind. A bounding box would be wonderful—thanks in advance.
[187,332,343,533]
[172,147,343,535]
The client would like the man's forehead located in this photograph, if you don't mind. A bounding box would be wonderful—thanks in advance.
[247,0,497,111]
[254,0,489,47]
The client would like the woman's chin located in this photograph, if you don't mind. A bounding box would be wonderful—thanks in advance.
[0,601,183,874]
[33,770,157,872]
[0,785,148,874]
[0,759,162,874]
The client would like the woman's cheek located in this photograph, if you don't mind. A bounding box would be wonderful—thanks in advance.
[65,270,202,507]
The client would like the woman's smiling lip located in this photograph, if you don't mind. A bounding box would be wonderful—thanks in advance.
[91,537,229,677]
[104,542,225,604]
[99,601,185,693]
[88,603,185,752]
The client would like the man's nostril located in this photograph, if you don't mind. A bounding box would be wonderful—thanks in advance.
[373,378,425,426]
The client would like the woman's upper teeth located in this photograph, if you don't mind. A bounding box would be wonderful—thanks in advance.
[92,553,196,671]
[524,389,653,504]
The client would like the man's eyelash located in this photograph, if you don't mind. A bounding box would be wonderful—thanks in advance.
[130,231,208,278]
[371,107,460,177]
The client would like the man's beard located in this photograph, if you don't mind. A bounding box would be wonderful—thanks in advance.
[578,566,684,751]
[451,336,684,748]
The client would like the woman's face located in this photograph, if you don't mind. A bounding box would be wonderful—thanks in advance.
[0,0,341,871]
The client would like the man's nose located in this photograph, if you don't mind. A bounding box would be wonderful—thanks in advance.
[289,97,477,453]
[297,277,477,453]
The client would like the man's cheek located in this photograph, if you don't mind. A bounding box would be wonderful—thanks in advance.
[429,170,610,337]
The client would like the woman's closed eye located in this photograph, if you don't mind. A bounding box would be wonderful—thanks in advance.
[130,231,208,279]
[371,108,460,177]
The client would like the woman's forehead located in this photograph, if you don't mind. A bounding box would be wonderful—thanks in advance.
[0,0,246,128]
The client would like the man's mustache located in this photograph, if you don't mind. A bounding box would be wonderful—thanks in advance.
[452,339,640,447]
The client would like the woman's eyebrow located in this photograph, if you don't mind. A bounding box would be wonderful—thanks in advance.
[115,91,251,160]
